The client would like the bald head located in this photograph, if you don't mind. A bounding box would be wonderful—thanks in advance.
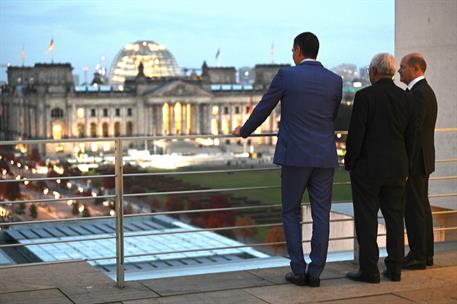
[398,52,427,85]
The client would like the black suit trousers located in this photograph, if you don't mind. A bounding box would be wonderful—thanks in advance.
[350,173,406,274]
[405,175,434,260]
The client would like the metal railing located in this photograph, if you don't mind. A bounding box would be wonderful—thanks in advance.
[0,129,456,288]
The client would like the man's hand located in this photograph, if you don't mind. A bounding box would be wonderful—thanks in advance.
[232,126,241,136]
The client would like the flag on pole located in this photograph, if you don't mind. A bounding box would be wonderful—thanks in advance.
[215,48,220,60]
[21,46,25,66]
[270,42,275,63]
[48,38,55,52]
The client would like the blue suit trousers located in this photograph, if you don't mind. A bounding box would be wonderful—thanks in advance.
[281,166,334,278]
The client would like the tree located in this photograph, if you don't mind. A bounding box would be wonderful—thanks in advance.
[6,182,21,201]
[265,226,286,254]
[29,148,41,162]
[17,203,25,215]
[72,202,80,216]
[29,204,38,218]
[82,204,91,217]
[235,216,258,241]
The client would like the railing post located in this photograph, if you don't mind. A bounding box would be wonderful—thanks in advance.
[114,139,125,288]
[353,220,359,264]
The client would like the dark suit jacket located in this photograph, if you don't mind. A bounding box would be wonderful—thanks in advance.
[240,61,342,168]
[344,79,415,178]
[410,79,438,176]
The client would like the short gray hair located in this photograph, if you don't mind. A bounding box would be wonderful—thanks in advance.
[369,53,396,77]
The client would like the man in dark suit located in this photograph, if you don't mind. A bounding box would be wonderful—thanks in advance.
[233,32,342,287]
[398,53,438,269]
[345,53,415,283]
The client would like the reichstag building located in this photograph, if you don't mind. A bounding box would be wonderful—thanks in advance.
[0,41,287,154]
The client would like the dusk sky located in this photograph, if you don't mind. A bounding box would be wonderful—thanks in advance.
[0,0,394,82]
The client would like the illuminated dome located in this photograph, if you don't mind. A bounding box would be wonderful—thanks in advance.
[108,40,183,89]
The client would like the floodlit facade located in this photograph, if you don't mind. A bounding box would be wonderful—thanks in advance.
[0,41,287,154]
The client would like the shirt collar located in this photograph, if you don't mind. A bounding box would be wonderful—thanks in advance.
[407,76,425,90]
[300,58,316,64]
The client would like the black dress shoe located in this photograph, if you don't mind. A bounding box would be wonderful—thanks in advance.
[382,269,401,281]
[403,258,426,270]
[426,256,434,266]
[305,274,320,287]
[346,271,380,283]
[285,272,306,286]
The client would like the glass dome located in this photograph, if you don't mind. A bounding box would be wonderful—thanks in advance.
[108,40,183,89]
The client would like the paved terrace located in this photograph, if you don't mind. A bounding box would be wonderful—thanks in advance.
[1,243,456,304]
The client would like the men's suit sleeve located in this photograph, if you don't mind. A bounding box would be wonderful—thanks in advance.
[344,91,368,171]
[333,78,343,120]
[405,93,417,175]
[412,89,426,131]
[239,69,284,138]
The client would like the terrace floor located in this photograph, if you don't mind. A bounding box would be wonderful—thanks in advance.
[1,242,457,304]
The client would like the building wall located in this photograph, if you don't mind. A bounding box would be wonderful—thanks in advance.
[395,0,457,208]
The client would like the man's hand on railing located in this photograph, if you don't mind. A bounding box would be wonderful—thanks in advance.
[232,126,241,136]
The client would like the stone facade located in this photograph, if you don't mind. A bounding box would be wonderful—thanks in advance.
[0,63,286,154]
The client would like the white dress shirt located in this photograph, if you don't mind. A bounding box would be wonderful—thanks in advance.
[407,75,425,90]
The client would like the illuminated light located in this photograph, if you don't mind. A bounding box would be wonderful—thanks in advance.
[78,186,84,193]
[24,165,29,170]
[52,124,62,140]
[212,106,219,115]
[10,160,14,165]
[79,205,85,212]
[43,188,49,195]
[211,118,219,135]
[53,165,64,175]
[24,180,29,185]
[15,175,21,180]
[214,138,220,145]
[36,165,48,174]
[77,108,85,118]
[91,191,97,197]
[53,191,61,199]
[91,143,98,152]
[103,143,110,152]
[109,210,116,216]
[32,168,37,174]
[102,201,110,207]
[336,133,342,139]
[56,179,61,184]
[118,85,124,91]
[353,81,362,88]
[17,163,22,168]
[1,169,6,175]
[0,156,2,159]
[66,182,72,189]
[67,200,73,206]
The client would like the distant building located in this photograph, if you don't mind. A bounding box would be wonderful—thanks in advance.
[0,40,287,154]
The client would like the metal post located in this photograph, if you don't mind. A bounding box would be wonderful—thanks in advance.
[353,220,359,264]
[114,139,125,288]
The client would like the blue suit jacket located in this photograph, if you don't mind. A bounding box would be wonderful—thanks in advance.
[240,61,342,168]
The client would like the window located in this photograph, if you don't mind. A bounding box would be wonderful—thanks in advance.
[90,123,97,137]
[211,106,219,115]
[91,109,96,117]
[103,108,108,117]
[115,108,120,117]
[246,106,251,114]
[235,106,240,114]
[102,122,109,137]
[224,107,229,114]
[127,108,132,116]
[77,123,85,138]
[51,108,64,118]
[114,122,121,137]
[126,122,133,136]
[77,108,85,119]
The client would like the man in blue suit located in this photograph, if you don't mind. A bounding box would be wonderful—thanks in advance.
[233,32,342,287]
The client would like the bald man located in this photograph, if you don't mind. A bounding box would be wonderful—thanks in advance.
[398,53,438,270]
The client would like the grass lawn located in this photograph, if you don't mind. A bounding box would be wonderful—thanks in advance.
[174,167,352,205]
